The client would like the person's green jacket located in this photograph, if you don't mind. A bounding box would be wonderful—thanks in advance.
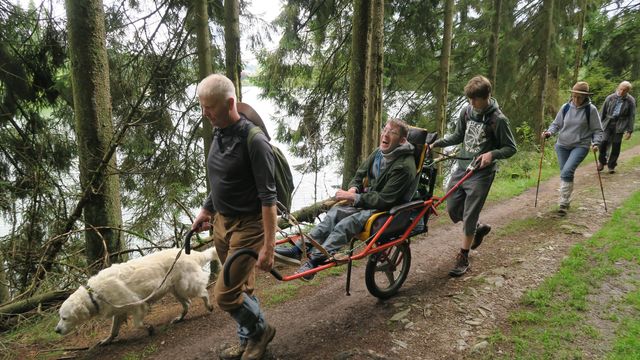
[348,145,416,211]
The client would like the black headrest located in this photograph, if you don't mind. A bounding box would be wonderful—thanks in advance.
[407,126,429,145]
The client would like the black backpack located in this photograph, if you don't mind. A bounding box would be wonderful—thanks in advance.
[238,103,295,212]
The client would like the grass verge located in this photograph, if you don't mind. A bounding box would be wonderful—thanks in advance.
[485,189,640,359]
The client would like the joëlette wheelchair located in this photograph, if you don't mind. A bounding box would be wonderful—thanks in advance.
[213,126,481,300]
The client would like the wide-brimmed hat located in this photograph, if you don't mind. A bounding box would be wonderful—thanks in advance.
[568,81,593,95]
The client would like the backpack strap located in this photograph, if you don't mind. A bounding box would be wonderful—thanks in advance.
[246,125,262,154]
[561,101,591,124]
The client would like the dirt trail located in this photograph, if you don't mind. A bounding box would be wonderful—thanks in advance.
[41,145,640,360]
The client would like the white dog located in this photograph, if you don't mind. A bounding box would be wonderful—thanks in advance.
[55,247,218,345]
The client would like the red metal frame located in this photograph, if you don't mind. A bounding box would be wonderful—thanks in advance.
[274,166,476,281]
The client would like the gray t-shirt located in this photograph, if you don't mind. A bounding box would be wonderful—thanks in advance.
[203,116,277,216]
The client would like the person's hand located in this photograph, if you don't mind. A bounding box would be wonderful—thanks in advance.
[591,144,599,152]
[623,131,632,140]
[347,187,358,194]
[255,246,274,272]
[335,189,357,204]
[475,152,493,169]
[191,208,213,231]
[542,131,551,139]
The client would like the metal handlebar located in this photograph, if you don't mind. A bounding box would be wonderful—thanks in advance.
[223,249,283,286]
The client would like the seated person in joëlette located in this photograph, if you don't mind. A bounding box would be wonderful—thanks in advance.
[274,118,417,280]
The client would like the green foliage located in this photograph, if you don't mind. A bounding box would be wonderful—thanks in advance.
[0,309,61,353]
[0,2,76,292]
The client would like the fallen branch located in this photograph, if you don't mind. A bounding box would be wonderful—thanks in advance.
[278,198,334,230]
[0,289,72,331]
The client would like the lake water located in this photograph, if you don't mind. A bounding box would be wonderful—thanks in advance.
[242,86,341,211]
[0,86,339,237]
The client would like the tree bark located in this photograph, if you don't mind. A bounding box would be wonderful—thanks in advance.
[488,0,502,87]
[194,0,217,275]
[344,0,371,188]
[436,0,454,137]
[0,252,8,304]
[572,0,587,84]
[224,0,242,100]
[363,0,383,160]
[535,0,554,137]
[65,0,124,273]
[194,0,214,194]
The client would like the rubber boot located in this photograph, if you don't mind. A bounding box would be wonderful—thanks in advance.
[558,180,573,215]
[229,294,266,346]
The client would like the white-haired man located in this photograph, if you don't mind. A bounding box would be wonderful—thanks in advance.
[192,74,276,360]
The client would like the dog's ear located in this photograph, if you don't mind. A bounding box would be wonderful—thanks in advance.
[62,288,95,324]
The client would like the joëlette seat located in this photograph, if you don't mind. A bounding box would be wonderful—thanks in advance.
[353,126,438,245]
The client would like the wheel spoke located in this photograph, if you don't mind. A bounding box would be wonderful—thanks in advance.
[383,269,396,284]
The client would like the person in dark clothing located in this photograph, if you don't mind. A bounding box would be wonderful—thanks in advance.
[598,81,636,174]
[192,74,276,360]
[274,119,417,280]
[430,75,517,277]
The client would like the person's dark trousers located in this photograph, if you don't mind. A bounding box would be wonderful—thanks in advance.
[599,122,624,170]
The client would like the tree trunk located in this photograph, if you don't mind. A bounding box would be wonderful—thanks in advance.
[194,0,214,192]
[363,0,383,160]
[488,0,502,87]
[535,0,554,136]
[343,0,371,188]
[436,0,454,137]
[194,0,218,275]
[572,0,587,84]
[65,0,124,273]
[0,252,8,304]
[224,0,242,100]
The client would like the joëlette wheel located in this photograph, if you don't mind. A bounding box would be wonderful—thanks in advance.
[364,241,411,299]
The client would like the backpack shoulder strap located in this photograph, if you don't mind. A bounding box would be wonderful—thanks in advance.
[562,102,591,123]
[562,102,570,119]
[246,124,263,154]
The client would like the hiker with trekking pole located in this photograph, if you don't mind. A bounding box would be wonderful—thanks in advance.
[541,81,604,216]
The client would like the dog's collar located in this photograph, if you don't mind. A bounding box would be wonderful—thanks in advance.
[83,285,101,314]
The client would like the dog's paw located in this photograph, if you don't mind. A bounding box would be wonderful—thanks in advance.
[146,324,155,336]
[206,304,214,312]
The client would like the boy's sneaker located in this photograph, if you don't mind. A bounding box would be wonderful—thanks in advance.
[597,162,604,172]
[608,167,616,174]
[274,245,302,265]
[219,342,246,360]
[241,324,275,360]
[295,260,317,281]
[448,252,469,277]
[471,223,491,250]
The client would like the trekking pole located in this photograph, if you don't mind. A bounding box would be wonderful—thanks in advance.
[534,136,546,207]
[593,148,608,212]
